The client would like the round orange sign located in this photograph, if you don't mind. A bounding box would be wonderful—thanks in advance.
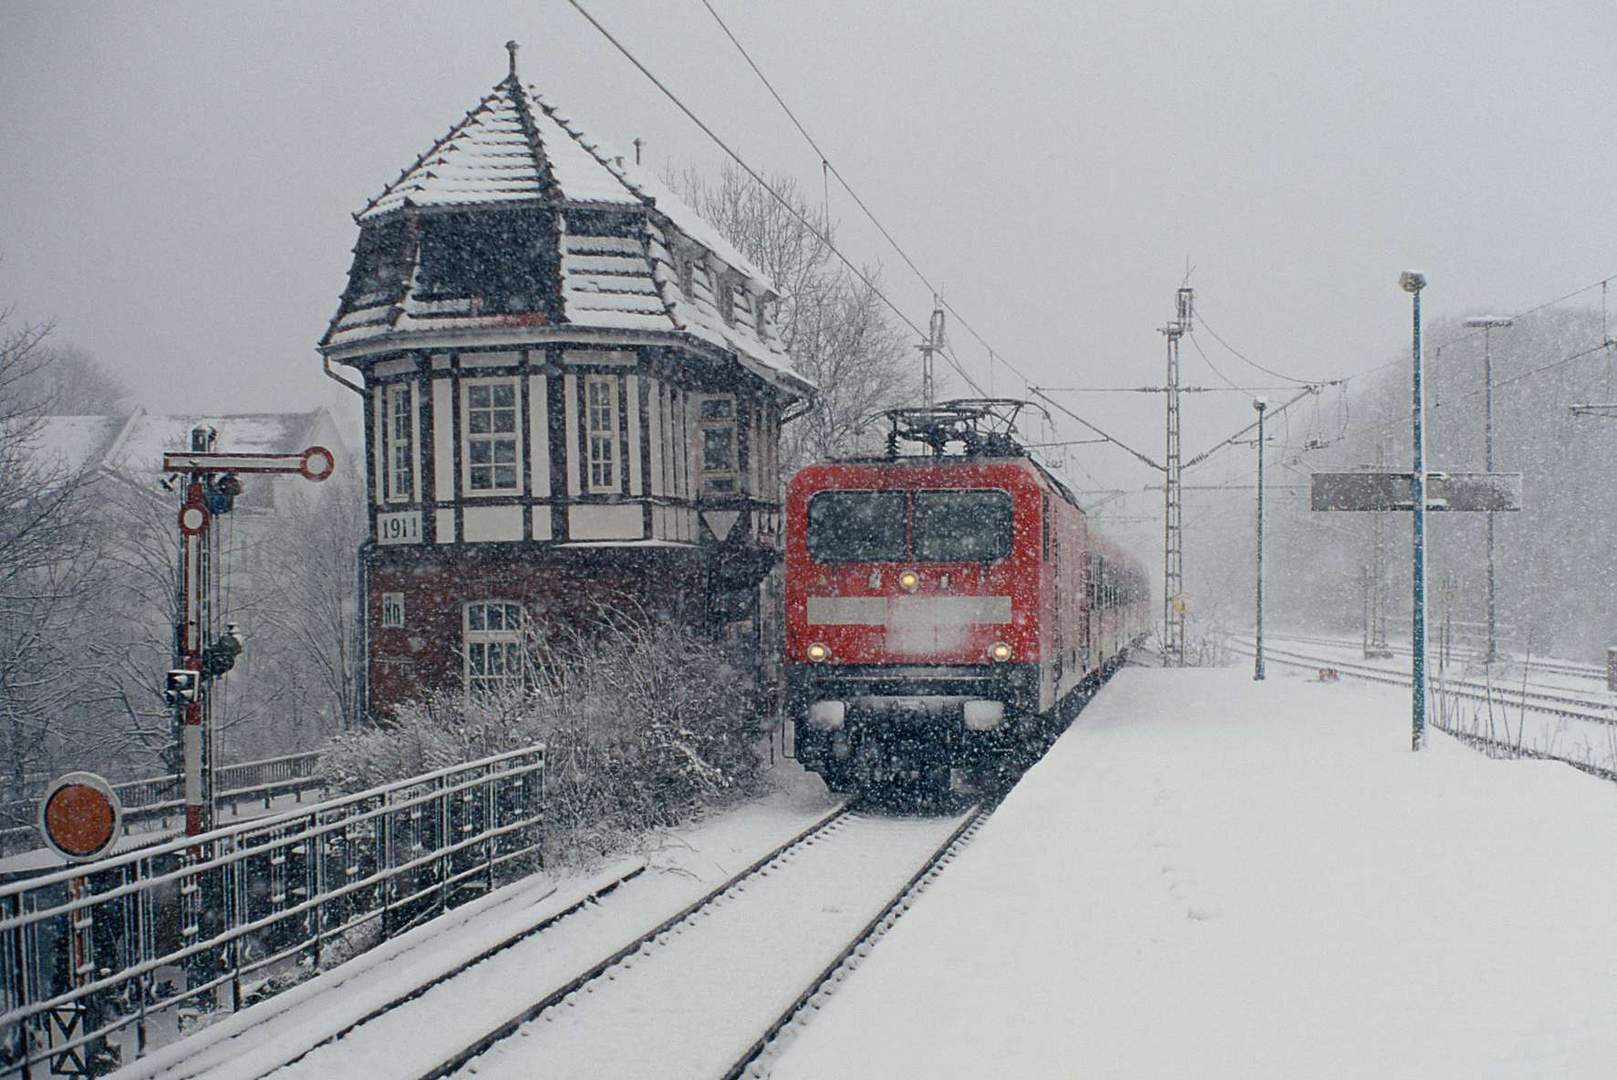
[38,772,122,861]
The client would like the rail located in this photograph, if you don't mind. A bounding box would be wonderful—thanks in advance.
[0,752,326,859]
[0,745,545,1078]
[1230,640,1617,783]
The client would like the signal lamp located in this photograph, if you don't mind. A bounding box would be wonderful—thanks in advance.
[989,641,1013,663]
[807,642,831,663]
[898,569,920,592]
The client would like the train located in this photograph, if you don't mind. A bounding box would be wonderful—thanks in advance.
[783,401,1151,795]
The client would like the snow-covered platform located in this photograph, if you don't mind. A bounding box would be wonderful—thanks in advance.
[771,666,1617,1079]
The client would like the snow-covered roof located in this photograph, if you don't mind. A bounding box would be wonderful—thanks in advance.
[355,74,768,286]
[20,415,126,478]
[19,409,345,485]
[327,53,809,399]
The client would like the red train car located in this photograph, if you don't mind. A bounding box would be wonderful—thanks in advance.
[783,402,1149,794]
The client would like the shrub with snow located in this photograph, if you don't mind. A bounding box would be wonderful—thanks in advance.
[321,613,766,863]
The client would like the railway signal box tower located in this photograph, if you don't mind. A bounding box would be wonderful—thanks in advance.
[319,45,811,718]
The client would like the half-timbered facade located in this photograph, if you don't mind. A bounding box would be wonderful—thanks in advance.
[320,45,811,717]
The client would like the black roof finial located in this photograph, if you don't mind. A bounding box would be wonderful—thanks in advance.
[506,40,520,80]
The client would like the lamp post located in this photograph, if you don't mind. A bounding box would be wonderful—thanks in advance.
[1401,270,1429,751]
[1464,314,1513,664]
[1254,397,1268,681]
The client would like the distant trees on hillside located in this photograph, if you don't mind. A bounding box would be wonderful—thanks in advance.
[1186,303,1617,660]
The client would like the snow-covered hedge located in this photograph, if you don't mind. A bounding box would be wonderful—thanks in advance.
[321,615,766,863]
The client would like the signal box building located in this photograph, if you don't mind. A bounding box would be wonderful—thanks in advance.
[320,46,811,717]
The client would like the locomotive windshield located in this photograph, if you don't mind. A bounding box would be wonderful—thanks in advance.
[914,490,1013,562]
[807,491,908,562]
[806,488,1013,563]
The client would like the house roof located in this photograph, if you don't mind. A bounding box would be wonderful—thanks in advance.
[325,49,810,399]
[24,408,346,485]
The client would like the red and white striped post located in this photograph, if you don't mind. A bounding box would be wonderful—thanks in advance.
[176,482,210,835]
[165,440,335,836]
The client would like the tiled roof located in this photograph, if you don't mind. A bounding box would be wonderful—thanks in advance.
[328,62,809,396]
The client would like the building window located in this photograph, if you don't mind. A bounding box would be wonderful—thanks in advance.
[464,380,520,494]
[675,247,695,298]
[671,387,689,499]
[465,601,525,694]
[585,376,619,492]
[717,275,736,325]
[385,384,414,502]
[698,396,738,497]
[381,592,405,628]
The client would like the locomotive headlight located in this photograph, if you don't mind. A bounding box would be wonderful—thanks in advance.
[898,569,920,592]
[989,641,1013,663]
[807,642,831,663]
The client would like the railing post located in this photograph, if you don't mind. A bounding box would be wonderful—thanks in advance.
[437,775,450,917]
[484,767,496,895]
[309,812,324,969]
[226,840,242,1012]
[379,798,393,939]
[133,861,152,1060]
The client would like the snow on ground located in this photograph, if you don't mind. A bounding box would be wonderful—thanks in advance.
[111,759,837,1080]
[769,666,1617,1079]
[1244,630,1617,772]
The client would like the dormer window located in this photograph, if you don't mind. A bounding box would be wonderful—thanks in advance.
[675,246,695,298]
[717,272,736,326]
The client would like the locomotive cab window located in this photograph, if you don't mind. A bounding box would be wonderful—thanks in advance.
[913,490,1013,563]
[807,490,907,562]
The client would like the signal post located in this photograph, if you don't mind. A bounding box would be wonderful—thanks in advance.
[162,431,334,835]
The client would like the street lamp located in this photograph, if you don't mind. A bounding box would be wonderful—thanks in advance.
[1253,398,1268,681]
[1401,270,1428,751]
[1463,314,1513,664]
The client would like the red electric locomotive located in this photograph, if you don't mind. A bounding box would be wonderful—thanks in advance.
[784,401,1150,794]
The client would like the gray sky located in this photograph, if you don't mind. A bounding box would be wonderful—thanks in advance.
[3,0,1615,515]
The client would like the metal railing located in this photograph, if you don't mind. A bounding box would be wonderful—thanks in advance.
[0,752,326,859]
[0,745,545,1078]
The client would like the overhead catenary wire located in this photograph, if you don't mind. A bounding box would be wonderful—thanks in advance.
[1186,332,1249,392]
[566,0,988,398]
[692,0,1040,397]
[1194,309,1315,386]
[692,0,1356,495]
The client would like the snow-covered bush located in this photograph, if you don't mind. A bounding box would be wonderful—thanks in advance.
[320,613,765,863]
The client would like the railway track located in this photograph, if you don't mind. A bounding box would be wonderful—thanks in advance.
[1265,631,1611,685]
[1236,639,1617,725]
[415,801,987,1080]
[1231,639,1617,784]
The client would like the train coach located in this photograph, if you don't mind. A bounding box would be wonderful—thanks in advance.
[783,401,1150,795]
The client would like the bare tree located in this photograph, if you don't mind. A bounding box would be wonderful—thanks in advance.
[666,163,919,473]
[0,310,104,795]
[249,469,368,747]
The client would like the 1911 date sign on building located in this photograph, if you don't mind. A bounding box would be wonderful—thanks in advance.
[320,44,812,717]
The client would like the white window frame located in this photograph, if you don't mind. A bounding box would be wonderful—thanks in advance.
[461,377,523,497]
[464,600,525,694]
[381,592,405,628]
[584,375,620,493]
[384,383,417,503]
[696,394,738,498]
